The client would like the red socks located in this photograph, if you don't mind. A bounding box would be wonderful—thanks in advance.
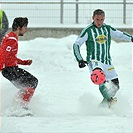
[22,87,35,102]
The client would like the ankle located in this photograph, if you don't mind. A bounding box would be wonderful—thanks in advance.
[22,87,35,102]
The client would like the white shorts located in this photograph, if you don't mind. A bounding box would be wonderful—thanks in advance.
[88,60,118,81]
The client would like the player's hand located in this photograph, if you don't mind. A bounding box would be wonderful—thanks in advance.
[27,60,32,65]
[78,60,88,68]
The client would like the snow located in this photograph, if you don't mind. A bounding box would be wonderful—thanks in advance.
[1,35,133,132]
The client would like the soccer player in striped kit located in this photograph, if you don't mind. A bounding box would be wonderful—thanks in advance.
[73,9,133,108]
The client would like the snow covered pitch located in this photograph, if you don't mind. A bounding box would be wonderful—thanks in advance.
[1,35,132,132]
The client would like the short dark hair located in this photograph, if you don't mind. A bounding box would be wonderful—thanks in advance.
[12,17,28,31]
[93,9,105,16]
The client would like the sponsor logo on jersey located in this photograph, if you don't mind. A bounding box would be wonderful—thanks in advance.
[96,35,107,44]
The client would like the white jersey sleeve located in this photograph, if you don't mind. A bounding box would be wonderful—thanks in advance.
[74,32,88,47]
[110,27,132,41]
[73,32,88,61]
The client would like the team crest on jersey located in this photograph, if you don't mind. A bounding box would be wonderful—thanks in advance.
[95,35,107,44]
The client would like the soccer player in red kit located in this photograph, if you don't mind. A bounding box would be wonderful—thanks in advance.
[0,17,38,107]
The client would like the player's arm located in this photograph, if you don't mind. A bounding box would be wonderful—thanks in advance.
[0,39,17,68]
[3,39,32,65]
[3,39,17,58]
[73,32,88,61]
[73,32,88,68]
[17,58,32,65]
[110,27,133,42]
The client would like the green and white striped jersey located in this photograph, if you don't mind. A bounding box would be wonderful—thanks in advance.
[73,22,132,65]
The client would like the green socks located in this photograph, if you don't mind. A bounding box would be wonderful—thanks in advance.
[99,83,111,99]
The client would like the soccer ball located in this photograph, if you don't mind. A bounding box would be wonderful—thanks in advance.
[91,69,106,85]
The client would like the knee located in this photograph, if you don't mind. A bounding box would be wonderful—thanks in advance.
[111,78,120,90]
[30,77,38,89]
[34,78,38,89]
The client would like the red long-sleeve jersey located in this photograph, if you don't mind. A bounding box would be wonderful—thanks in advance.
[0,32,30,70]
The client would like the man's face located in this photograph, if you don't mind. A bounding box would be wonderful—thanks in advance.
[92,14,105,28]
[19,26,28,36]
